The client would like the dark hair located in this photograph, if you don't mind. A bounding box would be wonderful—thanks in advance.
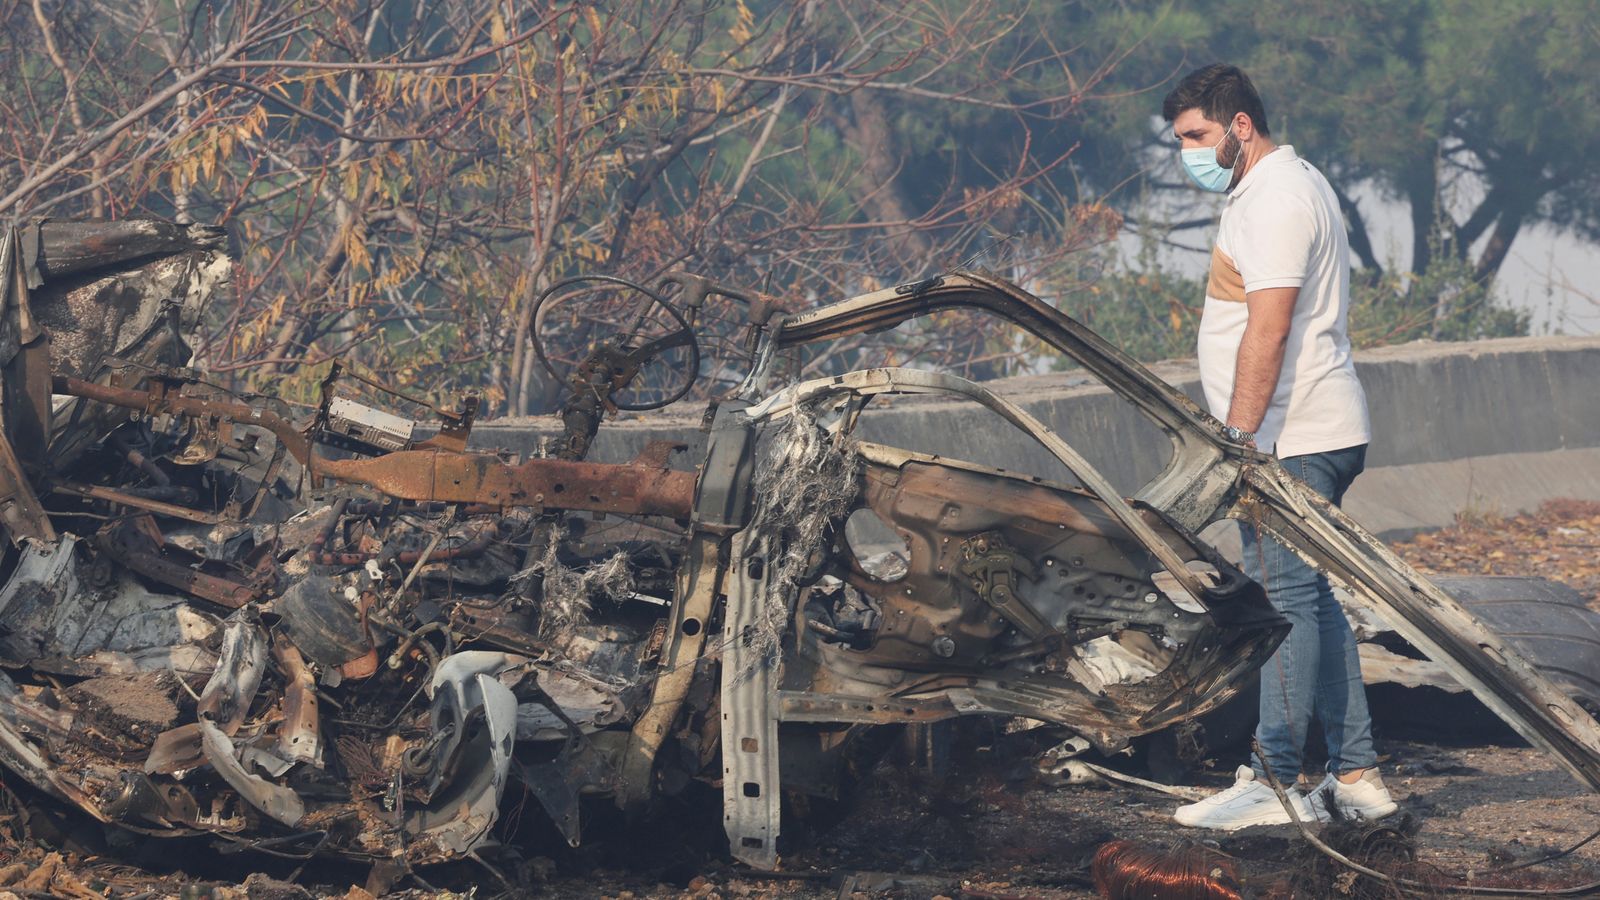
[1162,64,1270,136]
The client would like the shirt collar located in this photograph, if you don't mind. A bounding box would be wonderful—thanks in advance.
[1230,145,1297,198]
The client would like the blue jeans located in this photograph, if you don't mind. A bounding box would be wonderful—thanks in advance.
[1245,444,1377,784]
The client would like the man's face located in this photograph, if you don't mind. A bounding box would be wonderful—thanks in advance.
[1172,108,1241,168]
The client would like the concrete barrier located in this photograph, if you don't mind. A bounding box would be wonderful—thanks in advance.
[472,334,1600,538]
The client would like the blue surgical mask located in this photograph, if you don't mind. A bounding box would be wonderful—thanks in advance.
[1180,124,1236,193]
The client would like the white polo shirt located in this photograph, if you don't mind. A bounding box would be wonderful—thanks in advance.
[1196,145,1370,457]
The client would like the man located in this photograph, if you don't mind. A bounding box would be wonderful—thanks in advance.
[1161,64,1398,831]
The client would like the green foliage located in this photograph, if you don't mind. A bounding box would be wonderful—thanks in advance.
[1348,242,1529,347]
[1052,240,1204,365]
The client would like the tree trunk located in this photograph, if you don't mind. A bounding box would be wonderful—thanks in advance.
[1400,156,1438,276]
[1473,203,1527,284]
[836,90,931,272]
[1332,183,1379,271]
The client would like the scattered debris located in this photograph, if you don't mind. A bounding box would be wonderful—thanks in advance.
[0,217,1597,888]
[1290,815,1440,900]
[1394,500,1600,598]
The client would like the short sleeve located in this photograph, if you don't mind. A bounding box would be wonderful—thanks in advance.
[1236,194,1317,293]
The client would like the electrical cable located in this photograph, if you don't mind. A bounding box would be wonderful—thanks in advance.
[1254,740,1600,896]
[1487,823,1600,874]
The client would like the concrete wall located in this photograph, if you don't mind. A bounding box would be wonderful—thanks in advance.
[472,335,1600,537]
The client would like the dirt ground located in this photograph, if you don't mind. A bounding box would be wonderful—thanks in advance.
[577,736,1600,899]
[4,501,1599,898]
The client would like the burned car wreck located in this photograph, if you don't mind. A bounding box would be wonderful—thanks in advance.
[0,218,1598,873]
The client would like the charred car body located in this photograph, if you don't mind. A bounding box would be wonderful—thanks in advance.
[0,219,1597,871]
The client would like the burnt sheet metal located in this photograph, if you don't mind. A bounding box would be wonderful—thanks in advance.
[736,370,1285,748]
[199,718,305,827]
[520,738,612,848]
[0,235,53,544]
[0,228,57,545]
[272,641,322,767]
[2,235,1596,875]
[510,658,627,846]
[407,652,520,858]
[5,229,55,466]
[0,535,83,658]
[196,611,267,735]
[616,402,756,807]
[697,368,1287,859]
[96,519,261,609]
[0,220,577,867]
[771,271,1600,795]
[615,532,721,807]
[25,219,227,284]
[721,527,781,869]
[0,535,220,676]
[740,368,1210,603]
[145,723,205,776]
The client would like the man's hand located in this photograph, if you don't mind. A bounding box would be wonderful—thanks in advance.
[1227,285,1298,436]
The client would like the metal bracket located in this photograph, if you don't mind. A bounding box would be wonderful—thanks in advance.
[618,401,763,806]
[721,528,781,870]
[958,532,1051,639]
[614,533,723,807]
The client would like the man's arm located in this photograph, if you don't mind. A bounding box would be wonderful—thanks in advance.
[1227,286,1298,437]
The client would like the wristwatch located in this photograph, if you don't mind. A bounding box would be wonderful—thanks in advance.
[1221,424,1256,445]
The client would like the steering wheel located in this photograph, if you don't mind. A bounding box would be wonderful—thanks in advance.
[530,275,702,411]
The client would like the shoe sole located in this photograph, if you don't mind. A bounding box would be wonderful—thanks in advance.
[1336,801,1399,820]
[1174,808,1310,831]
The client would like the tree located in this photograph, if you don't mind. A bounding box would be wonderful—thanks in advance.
[1085,0,1600,297]
[0,0,1146,414]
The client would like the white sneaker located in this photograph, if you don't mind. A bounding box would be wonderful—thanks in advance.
[1310,768,1399,821]
[1174,765,1320,831]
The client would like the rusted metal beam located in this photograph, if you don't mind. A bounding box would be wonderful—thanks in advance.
[56,375,696,519]
[95,519,262,609]
[54,375,314,463]
[52,482,224,525]
[311,450,696,519]
[272,641,321,766]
